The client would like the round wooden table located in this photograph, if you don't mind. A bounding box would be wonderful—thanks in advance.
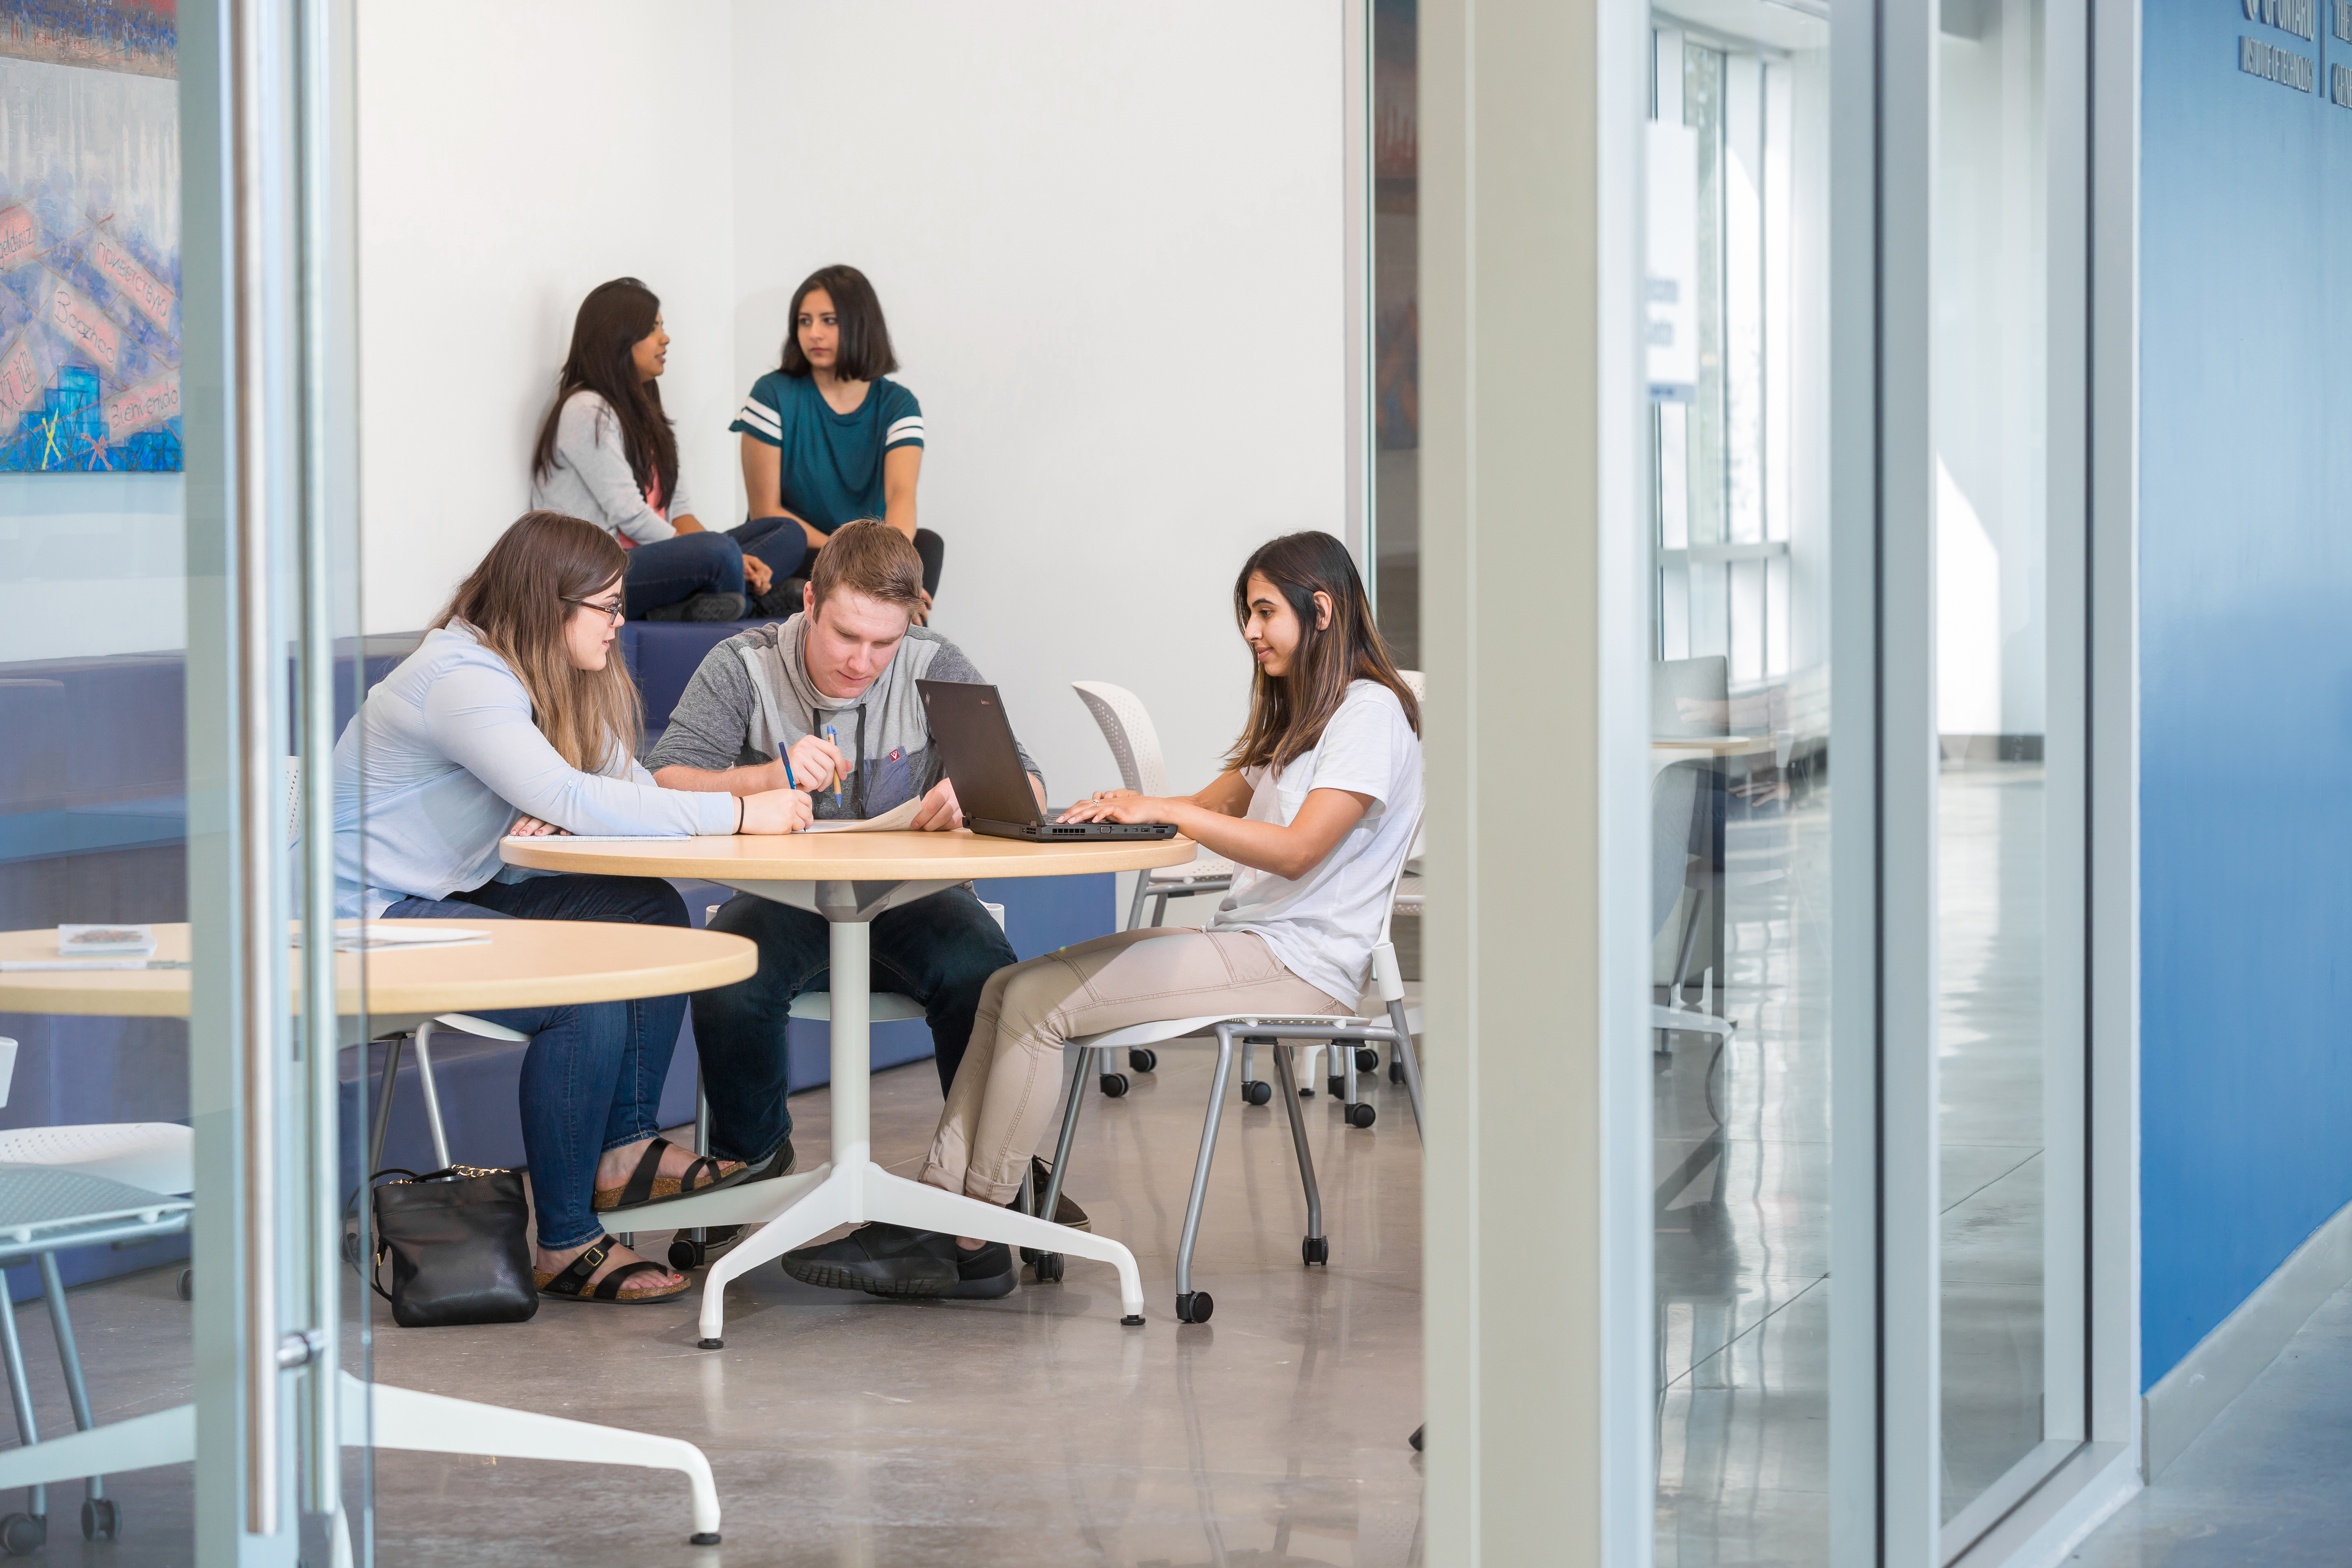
[502,828,1200,1340]
[0,916,757,1545]
[0,920,756,1035]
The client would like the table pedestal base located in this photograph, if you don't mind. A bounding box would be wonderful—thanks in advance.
[649,879,1149,1345]
[675,1158,1147,1346]
[0,1372,724,1547]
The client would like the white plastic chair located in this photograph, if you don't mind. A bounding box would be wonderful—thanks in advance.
[0,1040,192,1548]
[1070,682,1237,931]
[1022,811,1425,1324]
[285,757,529,1175]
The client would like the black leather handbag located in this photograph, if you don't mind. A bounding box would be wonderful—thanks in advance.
[357,1166,539,1328]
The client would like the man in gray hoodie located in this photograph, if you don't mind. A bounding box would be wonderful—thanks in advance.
[646,522,1042,1173]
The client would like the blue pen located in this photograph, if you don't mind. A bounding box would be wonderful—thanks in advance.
[778,744,796,790]
[824,725,845,807]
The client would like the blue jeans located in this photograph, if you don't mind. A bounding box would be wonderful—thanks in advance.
[381,873,690,1250]
[690,886,1017,1163]
[733,517,809,583]
[623,531,744,618]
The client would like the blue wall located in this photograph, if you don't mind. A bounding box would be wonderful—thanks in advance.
[2140,0,2352,1385]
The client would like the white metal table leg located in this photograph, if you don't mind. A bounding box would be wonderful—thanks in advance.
[350,1374,721,1542]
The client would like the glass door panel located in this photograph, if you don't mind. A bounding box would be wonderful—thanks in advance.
[1933,0,2083,1547]
[0,1,366,1555]
[1646,5,1835,1562]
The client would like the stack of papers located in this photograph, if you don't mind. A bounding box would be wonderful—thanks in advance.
[296,923,493,953]
[58,924,156,958]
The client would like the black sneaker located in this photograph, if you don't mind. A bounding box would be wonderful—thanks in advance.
[747,577,806,620]
[947,1240,1018,1299]
[781,1223,958,1297]
[681,591,748,622]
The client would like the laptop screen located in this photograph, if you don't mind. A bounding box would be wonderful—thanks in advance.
[917,681,1042,826]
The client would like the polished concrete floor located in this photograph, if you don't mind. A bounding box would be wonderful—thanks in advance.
[1655,764,2050,1564]
[2069,1281,2352,1566]
[0,1043,1424,1566]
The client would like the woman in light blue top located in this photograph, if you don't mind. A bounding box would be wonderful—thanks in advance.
[335,511,810,1303]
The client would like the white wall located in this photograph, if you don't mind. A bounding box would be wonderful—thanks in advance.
[355,0,740,633]
[732,1,1350,801]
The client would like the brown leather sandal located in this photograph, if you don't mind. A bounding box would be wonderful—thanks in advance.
[533,1236,687,1305]
[591,1137,744,1212]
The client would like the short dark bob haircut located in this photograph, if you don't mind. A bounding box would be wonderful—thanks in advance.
[777,264,898,382]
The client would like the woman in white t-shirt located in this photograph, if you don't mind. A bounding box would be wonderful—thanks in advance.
[779,530,1423,1301]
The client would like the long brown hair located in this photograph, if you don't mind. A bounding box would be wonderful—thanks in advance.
[531,278,679,506]
[1224,531,1420,773]
[433,512,644,773]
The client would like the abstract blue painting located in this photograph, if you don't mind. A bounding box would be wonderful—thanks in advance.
[0,0,182,473]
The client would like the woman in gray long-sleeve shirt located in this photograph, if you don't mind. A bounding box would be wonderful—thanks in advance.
[336,512,808,1303]
[528,278,807,622]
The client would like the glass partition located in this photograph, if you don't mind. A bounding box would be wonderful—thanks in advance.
[0,0,367,1553]
[1933,0,2086,1548]
[1646,3,1835,1560]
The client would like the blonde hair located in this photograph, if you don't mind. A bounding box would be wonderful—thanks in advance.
[432,511,644,772]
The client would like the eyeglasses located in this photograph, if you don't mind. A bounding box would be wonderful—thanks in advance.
[563,597,626,626]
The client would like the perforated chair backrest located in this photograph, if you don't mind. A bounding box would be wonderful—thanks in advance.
[1651,760,1706,941]
[1071,681,1173,797]
[285,756,303,848]
[1652,656,1730,738]
[1375,803,1426,947]
[1396,671,1428,862]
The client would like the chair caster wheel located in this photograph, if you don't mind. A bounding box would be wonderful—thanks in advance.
[1099,1073,1130,1098]
[1345,1102,1378,1128]
[1409,1424,1425,1452]
[0,1513,45,1556]
[668,1238,705,1270]
[1327,1074,1346,1098]
[1127,1047,1158,1073]
[690,1531,722,1545]
[1356,1047,1380,1071]
[1302,1236,1329,1265]
[176,1267,193,1301]
[1031,1252,1065,1283]
[1175,1290,1215,1323]
[1241,1079,1272,1106]
[81,1499,118,1541]
[1389,1060,1406,1084]
[697,1337,724,1350]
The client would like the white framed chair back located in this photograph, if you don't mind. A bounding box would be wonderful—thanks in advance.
[285,755,303,847]
[1070,682,1175,798]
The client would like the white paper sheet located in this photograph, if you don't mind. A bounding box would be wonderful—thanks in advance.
[801,797,926,834]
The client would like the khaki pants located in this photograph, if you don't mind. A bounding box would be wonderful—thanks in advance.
[920,927,1350,1203]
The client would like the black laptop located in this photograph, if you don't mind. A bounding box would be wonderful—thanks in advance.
[918,680,1179,843]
